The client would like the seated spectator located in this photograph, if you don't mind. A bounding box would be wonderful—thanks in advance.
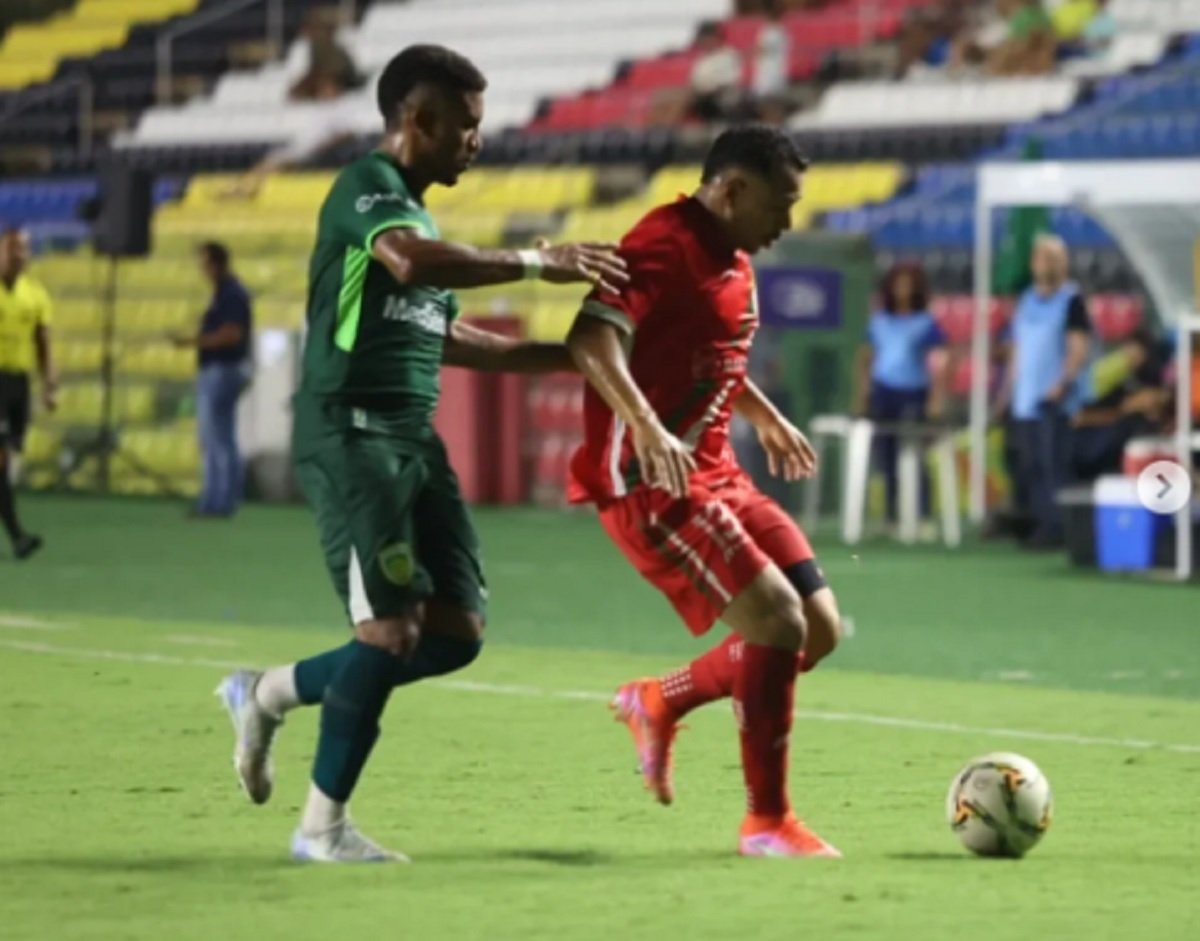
[1081,0,1118,56]
[1051,0,1098,42]
[1070,328,1169,481]
[221,7,363,200]
[952,0,1057,77]
[288,6,364,101]
[688,21,746,122]
[752,0,791,122]
[988,0,1058,75]
[896,1,968,78]
[1055,0,1118,58]
[855,262,950,530]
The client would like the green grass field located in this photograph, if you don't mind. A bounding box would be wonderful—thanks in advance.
[1,496,1198,940]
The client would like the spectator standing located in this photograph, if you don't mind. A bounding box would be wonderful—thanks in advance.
[856,262,949,529]
[997,235,1092,548]
[174,242,253,518]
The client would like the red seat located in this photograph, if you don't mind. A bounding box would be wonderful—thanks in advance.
[931,295,1014,344]
[1089,294,1143,342]
[623,54,696,91]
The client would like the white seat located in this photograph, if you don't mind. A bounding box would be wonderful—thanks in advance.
[791,77,1081,130]
[122,0,725,147]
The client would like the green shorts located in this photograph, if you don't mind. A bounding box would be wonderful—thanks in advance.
[293,418,487,624]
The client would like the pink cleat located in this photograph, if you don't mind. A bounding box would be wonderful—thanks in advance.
[610,678,681,806]
[739,814,842,859]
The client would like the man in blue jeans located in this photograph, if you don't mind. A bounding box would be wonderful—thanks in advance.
[175,242,252,518]
[997,235,1092,549]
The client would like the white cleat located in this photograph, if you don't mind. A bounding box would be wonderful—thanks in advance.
[215,670,282,804]
[291,822,410,864]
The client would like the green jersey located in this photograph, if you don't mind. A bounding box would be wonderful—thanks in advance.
[299,151,459,430]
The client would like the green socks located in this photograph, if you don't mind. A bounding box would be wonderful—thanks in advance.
[311,641,397,802]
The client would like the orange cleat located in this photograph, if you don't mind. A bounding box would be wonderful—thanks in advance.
[610,678,681,806]
[738,813,842,858]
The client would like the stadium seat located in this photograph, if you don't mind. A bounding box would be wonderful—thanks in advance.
[120,0,729,147]
[791,77,1081,130]
[1089,294,1144,342]
[56,383,156,425]
[0,0,199,90]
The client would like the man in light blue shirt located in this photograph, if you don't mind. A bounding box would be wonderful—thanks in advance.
[998,235,1092,548]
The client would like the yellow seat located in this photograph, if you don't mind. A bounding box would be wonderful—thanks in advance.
[22,427,62,465]
[56,383,156,425]
[557,202,646,244]
[52,299,102,334]
[56,339,105,375]
[0,0,199,90]
[119,343,195,381]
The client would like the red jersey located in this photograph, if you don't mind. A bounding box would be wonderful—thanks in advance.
[568,197,758,505]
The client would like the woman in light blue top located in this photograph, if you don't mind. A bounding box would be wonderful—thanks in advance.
[856,262,948,523]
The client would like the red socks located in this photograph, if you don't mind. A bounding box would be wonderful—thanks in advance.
[733,643,797,819]
[660,634,742,718]
[659,634,809,721]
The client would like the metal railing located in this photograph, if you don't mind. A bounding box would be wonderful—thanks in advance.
[156,0,286,106]
[0,73,95,159]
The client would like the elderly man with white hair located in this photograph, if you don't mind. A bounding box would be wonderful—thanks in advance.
[996,234,1093,549]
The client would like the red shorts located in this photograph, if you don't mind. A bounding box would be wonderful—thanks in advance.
[598,473,815,636]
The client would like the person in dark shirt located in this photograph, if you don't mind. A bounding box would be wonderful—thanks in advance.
[174,241,252,518]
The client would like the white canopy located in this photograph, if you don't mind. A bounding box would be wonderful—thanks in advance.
[971,160,1200,578]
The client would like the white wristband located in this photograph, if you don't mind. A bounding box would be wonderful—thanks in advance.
[517,248,544,280]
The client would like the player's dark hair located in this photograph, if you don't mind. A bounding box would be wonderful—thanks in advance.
[199,241,230,272]
[880,261,930,313]
[376,45,487,127]
[701,125,809,184]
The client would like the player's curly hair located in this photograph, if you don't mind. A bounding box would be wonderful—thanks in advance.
[701,125,809,183]
[376,45,488,127]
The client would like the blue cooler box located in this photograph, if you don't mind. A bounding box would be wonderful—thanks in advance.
[1093,476,1170,572]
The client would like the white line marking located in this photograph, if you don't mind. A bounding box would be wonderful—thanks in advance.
[2,638,1198,756]
[0,615,68,631]
[165,635,241,649]
[997,670,1036,682]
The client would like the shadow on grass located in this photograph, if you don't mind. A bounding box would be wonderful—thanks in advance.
[416,846,733,867]
[885,851,978,863]
[0,854,292,875]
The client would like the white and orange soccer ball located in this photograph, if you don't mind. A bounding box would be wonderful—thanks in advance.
[946,752,1053,858]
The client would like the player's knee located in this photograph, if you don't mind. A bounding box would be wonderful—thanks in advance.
[355,616,421,659]
[746,592,807,652]
[424,600,486,644]
[758,601,807,652]
[802,588,843,666]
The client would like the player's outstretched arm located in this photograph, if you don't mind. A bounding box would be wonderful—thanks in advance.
[566,314,695,498]
[734,380,816,481]
[442,320,575,374]
[372,230,629,292]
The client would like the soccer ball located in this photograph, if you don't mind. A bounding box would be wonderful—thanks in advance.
[946,752,1053,858]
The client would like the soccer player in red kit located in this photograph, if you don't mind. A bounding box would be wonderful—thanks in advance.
[566,126,844,858]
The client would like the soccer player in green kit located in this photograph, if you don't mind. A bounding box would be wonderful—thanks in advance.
[215,45,628,863]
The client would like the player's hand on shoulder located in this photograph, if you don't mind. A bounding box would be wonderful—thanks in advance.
[631,415,696,500]
[535,240,629,295]
[758,417,817,482]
